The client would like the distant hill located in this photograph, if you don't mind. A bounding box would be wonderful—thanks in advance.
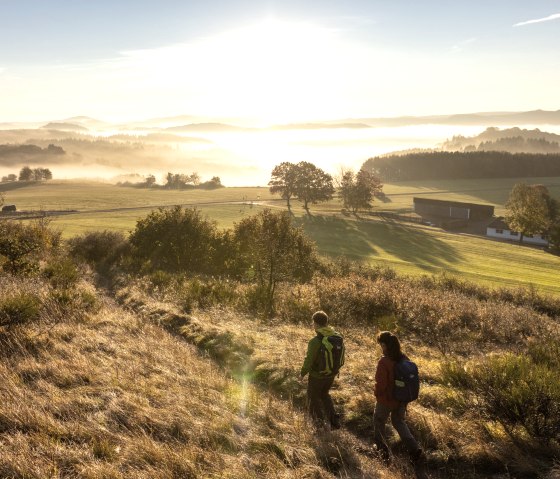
[442,127,560,153]
[271,122,371,130]
[349,109,560,128]
[166,122,248,132]
[0,144,65,166]
[41,122,89,132]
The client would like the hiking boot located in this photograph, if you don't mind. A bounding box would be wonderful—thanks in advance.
[330,413,341,430]
[410,448,425,464]
[373,443,391,465]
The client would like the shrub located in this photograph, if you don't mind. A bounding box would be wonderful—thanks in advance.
[0,220,60,274]
[48,287,99,316]
[274,284,317,323]
[68,230,128,270]
[442,354,560,442]
[42,258,80,289]
[130,206,222,274]
[177,277,238,312]
[0,292,42,327]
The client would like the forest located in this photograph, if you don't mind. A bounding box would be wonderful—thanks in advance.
[363,151,560,181]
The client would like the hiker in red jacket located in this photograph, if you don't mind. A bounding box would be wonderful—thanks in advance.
[374,331,422,461]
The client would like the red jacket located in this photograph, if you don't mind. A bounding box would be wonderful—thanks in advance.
[374,356,400,409]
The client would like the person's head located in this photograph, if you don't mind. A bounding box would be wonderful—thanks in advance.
[312,310,329,329]
[376,331,403,361]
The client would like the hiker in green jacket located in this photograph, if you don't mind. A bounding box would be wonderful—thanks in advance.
[300,310,344,429]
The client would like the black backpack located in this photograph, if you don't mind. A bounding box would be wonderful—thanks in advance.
[315,333,345,376]
[393,358,420,403]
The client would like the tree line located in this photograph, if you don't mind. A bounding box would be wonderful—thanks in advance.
[1,166,53,182]
[268,161,383,213]
[118,172,223,190]
[363,151,560,181]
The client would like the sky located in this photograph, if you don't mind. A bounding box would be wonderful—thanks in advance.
[1,0,559,123]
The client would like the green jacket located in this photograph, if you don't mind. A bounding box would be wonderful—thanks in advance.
[300,326,341,378]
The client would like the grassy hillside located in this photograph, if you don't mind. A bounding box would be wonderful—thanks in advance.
[2,209,560,478]
[0,274,380,478]
[114,270,560,479]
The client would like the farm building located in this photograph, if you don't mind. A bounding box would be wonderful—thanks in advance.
[486,217,549,246]
[413,197,494,230]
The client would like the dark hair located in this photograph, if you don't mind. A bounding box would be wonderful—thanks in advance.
[377,331,403,361]
[312,310,329,327]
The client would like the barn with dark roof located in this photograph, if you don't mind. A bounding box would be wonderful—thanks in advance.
[413,197,494,231]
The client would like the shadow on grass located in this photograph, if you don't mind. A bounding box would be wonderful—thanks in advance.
[296,215,462,271]
[0,181,41,193]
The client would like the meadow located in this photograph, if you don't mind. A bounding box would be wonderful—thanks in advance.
[3,177,560,294]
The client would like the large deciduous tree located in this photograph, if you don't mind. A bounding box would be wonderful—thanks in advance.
[268,162,298,209]
[339,169,383,213]
[505,183,556,243]
[293,161,334,212]
[233,209,317,314]
[19,166,33,181]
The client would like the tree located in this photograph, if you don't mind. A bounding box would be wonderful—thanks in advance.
[233,209,317,314]
[144,174,156,187]
[505,183,555,243]
[201,176,223,189]
[549,221,560,253]
[19,166,33,181]
[165,171,201,189]
[339,169,383,213]
[33,168,46,181]
[293,161,334,212]
[269,162,298,209]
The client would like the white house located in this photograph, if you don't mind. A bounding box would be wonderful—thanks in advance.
[486,217,549,246]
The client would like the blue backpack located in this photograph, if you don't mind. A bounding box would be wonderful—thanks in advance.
[393,358,420,403]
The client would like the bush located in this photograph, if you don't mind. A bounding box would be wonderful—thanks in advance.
[129,206,223,274]
[442,353,560,442]
[0,292,42,327]
[68,230,128,270]
[177,277,238,312]
[48,288,99,315]
[0,220,60,274]
[43,258,80,289]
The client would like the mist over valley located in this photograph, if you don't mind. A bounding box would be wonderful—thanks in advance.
[2,110,560,186]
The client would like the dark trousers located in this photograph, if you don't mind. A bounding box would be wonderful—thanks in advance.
[307,375,337,426]
[373,402,419,454]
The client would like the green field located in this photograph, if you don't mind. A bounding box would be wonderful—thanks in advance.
[2,179,560,294]
[294,214,560,294]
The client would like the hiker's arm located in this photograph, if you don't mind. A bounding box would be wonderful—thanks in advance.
[374,359,389,399]
[300,338,320,377]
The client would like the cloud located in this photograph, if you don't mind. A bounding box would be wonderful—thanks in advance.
[513,13,560,27]
[451,37,477,52]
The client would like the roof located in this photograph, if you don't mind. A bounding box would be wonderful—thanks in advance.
[413,197,494,211]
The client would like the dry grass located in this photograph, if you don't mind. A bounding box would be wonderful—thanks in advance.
[0,276,384,478]
[116,275,560,479]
